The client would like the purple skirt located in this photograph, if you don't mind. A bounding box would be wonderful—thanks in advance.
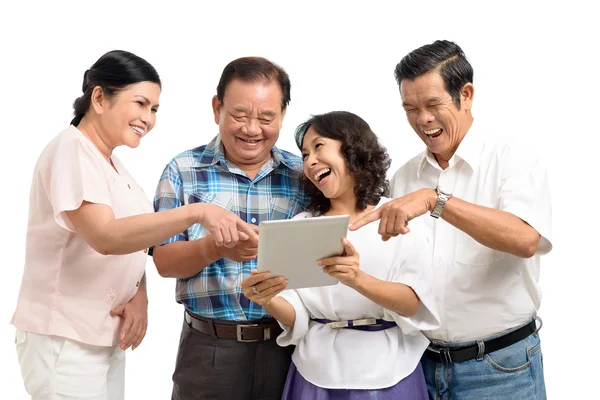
[281,361,428,400]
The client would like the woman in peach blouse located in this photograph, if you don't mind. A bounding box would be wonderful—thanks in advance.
[11,50,257,400]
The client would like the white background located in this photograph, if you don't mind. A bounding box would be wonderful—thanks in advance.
[0,1,596,399]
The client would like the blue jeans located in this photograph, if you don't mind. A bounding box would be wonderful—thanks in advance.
[421,323,546,400]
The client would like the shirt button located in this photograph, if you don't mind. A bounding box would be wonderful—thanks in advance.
[251,218,257,223]
[135,281,140,287]
[143,248,148,254]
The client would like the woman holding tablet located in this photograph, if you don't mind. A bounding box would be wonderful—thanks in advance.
[242,111,439,399]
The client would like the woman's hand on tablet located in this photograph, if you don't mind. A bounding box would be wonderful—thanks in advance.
[242,270,288,307]
[318,238,362,288]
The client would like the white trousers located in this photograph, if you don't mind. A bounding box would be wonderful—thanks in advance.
[14,329,125,400]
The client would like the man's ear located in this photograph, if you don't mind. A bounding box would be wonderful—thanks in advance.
[461,83,474,111]
[212,95,222,125]
[279,107,287,129]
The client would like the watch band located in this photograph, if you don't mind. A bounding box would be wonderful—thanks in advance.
[431,187,452,219]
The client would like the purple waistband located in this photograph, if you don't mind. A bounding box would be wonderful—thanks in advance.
[311,318,397,332]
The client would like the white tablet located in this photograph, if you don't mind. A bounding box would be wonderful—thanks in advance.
[256,215,350,290]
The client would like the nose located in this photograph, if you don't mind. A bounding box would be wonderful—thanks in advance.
[305,152,317,168]
[139,107,151,126]
[241,118,261,136]
[416,109,435,126]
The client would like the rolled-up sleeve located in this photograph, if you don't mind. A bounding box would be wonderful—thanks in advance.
[46,137,112,232]
[383,231,440,335]
[148,161,188,255]
[498,145,552,255]
[275,289,311,347]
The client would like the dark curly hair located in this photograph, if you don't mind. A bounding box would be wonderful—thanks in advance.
[295,111,391,215]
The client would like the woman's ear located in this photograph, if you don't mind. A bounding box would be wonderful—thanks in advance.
[90,86,106,115]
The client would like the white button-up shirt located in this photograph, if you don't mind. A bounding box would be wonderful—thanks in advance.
[390,123,552,343]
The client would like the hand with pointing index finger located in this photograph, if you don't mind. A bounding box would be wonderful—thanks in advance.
[318,238,361,288]
[196,204,260,248]
[216,224,259,262]
[349,188,436,240]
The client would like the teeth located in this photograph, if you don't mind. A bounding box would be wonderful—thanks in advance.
[313,168,331,181]
[424,128,441,136]
[131,125,145,134]
[241,138,259,143]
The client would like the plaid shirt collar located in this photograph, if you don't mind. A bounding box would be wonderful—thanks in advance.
[193,134,298,172]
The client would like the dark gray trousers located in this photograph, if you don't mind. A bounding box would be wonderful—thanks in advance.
[172,314,293,400]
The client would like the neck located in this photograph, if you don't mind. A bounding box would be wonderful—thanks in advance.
[224,153,271,180]
[434,116,474,170]
[77,115,114,161]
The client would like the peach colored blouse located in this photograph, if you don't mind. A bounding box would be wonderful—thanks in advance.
[11,125,153,346]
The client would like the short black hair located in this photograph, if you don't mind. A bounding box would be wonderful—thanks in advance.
[394,40,473,109]
[71,50,161,126]
[295,111,390,215]
[216,57,291,110]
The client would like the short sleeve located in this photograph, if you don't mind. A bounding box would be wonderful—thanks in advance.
[275,289,311,347]
[44,135,112,232]
[149,161,188,254]
[498,145,552,255]
[383,229,440,335]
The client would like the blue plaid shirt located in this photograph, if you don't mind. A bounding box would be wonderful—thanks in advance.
[151,135,308,321]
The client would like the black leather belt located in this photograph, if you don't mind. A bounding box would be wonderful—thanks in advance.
[185,310,282,343]
[425,319,537,363]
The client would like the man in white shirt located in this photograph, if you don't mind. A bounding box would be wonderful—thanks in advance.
[351,40,552,399]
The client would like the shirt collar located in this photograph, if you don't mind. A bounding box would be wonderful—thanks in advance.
[193,134,297,172]
[416,120,482,178]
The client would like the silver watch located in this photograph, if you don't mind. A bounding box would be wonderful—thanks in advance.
[430,187,453,219]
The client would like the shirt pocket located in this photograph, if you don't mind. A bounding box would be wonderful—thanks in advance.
[454,231,505,267]
[189,192,234,210]
[269,196,301,221]
[187,192,234,239]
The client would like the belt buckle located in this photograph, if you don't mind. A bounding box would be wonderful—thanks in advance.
[236,324,264,342]
[327,318,377,329]
[428,345,453,363]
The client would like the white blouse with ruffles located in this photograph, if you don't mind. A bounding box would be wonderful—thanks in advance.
[276,198,440,389]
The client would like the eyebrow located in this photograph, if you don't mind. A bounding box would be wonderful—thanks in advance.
[232,106,248,113]
[135,95,160,109]
[402,97,444,108]
[231,106,277,118]
[259,111,277,118]
[301,135,322,152]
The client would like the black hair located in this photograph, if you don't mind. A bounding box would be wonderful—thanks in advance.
[71,50,161,126]
[295,111,390,215]
[394,40,473,109]
[216,57,291,110]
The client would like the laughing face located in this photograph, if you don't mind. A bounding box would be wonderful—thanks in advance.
[212,79,286,171]
[98,81,161,149]
[400,70,473,167]
[301,128,356,202]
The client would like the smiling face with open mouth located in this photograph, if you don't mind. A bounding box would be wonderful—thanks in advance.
[400,70,473,167]
[213,79,285,173]
[302,128,356,202]
[99,81,161,149]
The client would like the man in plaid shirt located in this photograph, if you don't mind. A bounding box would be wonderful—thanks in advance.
[151,57,307,400]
